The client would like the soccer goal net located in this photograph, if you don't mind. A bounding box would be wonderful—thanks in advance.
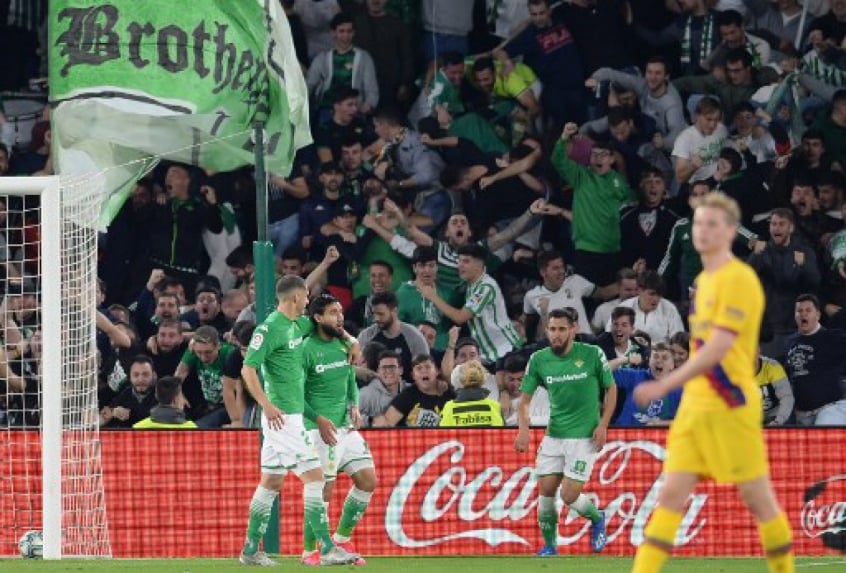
[0,175,111,558]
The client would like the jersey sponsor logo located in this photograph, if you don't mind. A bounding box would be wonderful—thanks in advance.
[545,372,588,384]
[315,360,349,374]
[249,332,264,350]
[288,336,304,349]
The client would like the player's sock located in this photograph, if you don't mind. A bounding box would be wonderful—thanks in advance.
[570,494,602,523]
[303,481,335,555]
[632,506,683,573]
[537,495,559,548]
[758,512,794,573]
[303,510,318,553]
[243,485,278,556]
[334,487,373,543]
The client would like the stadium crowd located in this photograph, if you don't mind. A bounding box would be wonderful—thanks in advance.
[0,0,845,429]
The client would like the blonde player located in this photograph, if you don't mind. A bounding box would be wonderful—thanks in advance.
[631,193,794,573]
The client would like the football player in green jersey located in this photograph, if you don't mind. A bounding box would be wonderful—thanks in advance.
[238,276,358,567]
[515,307,617,556]
[300,294,376,565]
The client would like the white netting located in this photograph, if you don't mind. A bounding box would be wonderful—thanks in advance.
[0,175,111,557]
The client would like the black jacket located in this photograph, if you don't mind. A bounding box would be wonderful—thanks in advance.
[620,203,680,270]
[141,197,223,272]
[749,239,822,336]
[106,386,156,428]
[784,328,846,411]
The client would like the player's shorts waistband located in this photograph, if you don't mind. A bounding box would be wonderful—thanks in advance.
[262,413,304,425]
[309,425,354,435]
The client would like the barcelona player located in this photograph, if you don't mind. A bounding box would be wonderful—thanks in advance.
[631,193,794,573]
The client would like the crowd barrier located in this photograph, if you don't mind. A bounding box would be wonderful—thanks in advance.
[2,428,845,557]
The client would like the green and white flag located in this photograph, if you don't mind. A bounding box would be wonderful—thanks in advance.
[49,0,310,227]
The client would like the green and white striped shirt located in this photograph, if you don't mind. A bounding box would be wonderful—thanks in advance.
[434,239,503,302]
[463,273,523,364]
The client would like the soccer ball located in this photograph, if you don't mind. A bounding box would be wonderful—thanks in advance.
[19,530,43,559]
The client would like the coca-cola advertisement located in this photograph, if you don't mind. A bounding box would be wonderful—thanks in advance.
[275,428,844,558]
[801,474,846,552]
[2,429,846,557]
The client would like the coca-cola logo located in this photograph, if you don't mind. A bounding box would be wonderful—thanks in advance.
[801,475,846,552]
[384,439,708,549]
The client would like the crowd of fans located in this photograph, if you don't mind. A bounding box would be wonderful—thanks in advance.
[1,0,845,429]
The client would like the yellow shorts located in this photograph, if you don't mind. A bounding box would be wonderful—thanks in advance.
[664,404,769,484]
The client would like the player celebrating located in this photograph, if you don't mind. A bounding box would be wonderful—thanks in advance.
[238,275,358,567]
[515,307,617,556]
[631,193,794,573]
[301,294,376,566]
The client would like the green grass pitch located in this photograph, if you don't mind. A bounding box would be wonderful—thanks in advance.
[0,556,844,572]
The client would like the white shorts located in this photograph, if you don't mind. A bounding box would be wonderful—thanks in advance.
[535,436,597,483]
[260,414,321,476]
[309,427,374,480]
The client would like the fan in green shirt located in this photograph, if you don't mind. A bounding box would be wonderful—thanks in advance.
[428,59,468,116]
[366,199,546,304]
[321,50,355,110]
[396,245,459,350]
[174,325,237,427]
[550,123,636,255]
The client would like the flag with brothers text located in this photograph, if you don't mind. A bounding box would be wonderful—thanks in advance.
[49,0,310,227]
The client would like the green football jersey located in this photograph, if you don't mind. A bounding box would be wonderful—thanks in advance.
[180,343,236,405]
[433,240,502,303]
[396,281,454,350]
[464,273,524,365]
[302,335,358,430]
[520,343,614,439]
[429,68,466,115]
[830,229,846,269]
[320,50,355,109]
[244,311,314,414]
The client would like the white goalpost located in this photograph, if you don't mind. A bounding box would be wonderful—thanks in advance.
[0,175,111,559]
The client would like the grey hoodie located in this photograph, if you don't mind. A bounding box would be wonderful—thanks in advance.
[422,0,474,37]
[358,378,410,426]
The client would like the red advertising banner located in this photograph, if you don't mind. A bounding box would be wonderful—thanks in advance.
[2,429,845,557]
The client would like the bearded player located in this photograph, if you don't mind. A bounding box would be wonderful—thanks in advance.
[515,307,617,555]
[300,294,376,566]
[631,192,794,573]
[239,276,358,567]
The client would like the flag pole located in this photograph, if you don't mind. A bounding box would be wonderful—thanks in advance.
[795,2,808,50]
[251,122,281,554]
